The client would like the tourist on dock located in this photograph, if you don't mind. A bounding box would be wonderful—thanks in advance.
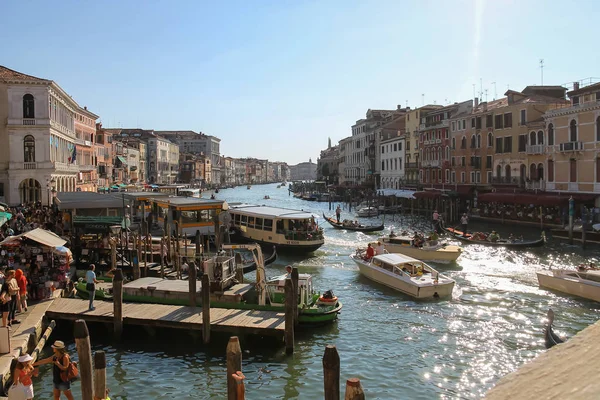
[86,264,99,311]
[6,270,20,325]
[181,258,189,274]
[0,272,11,327]
[15,268,28,313]
[375,241,384,255]
[460,213,469,235]
[12,353,38,400]
[33,340,75,400]
[28,263,41,302]
[335,205,342,223]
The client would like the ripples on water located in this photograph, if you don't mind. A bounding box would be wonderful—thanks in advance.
[33,184,600,399]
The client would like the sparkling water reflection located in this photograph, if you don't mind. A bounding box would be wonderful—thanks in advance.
[33,184,600,399]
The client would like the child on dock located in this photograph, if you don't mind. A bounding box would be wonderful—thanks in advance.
[12,353,38,399]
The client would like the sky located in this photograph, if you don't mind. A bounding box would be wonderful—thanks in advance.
[3,0,600,164]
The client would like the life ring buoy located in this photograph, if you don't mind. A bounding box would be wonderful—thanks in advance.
[317,295,338,304]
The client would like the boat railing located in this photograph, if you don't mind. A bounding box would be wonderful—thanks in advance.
[284,229,324,241]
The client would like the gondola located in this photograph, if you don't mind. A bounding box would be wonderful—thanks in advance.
[544,309,565,349]
[322,213,384,232]
[237,246,278,274]
[443,226,545,248]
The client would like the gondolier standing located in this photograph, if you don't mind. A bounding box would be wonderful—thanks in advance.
[460,213,469,236]
[335,205,342,223]
[432,210,440,232]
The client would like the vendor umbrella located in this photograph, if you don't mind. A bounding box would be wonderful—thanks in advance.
[54,246,72,257]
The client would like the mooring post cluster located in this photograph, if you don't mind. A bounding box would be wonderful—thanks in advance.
[323,345,365,400]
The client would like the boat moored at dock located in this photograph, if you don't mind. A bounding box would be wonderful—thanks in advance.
[350,252,455,299]
[229,205,324,253]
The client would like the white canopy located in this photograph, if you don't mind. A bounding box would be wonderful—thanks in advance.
[0,228,67,248]
[377,189,416,199]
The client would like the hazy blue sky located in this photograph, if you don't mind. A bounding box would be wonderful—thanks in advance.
[3,0,599,164]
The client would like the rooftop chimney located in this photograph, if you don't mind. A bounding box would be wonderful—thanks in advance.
[84,106,87,110]
[474,97,479,107]
[573,82,580,90]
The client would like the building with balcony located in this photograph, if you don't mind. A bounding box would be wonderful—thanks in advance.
[317,138,339,185]
[179,153,207,185]
[420,101,471,187]
[374,111,407,188]
[543,80,600,197]
[487,86,568,189]
[379,129,406,189]
[95,123,114,189]
[404,105,440,185]
[0,65,85,205]
[74,106,99,192]
[156,131,220,184]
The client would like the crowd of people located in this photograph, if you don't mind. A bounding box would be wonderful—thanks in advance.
[477,203,566,224]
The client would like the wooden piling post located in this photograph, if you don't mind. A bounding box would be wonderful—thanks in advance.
[74,320,94,400]
[160,237,165,278]
[112,268,124,339]
[137,234,143,277]
[110,239,117,271]
[202,273,210,344]
[226,336,243,400]
[93,351,107,400]
[291,267,299,326]
[344,378,365,400]
[284,278,294,354]
[31,320,56,362]
[132,233,140,280]
[323,345,340,400]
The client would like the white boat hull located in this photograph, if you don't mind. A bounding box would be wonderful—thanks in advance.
[353,258,454,299]
[382,243,461,264]
[537,272,600,302]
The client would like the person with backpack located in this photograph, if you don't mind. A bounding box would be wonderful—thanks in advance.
[33,340,75,400]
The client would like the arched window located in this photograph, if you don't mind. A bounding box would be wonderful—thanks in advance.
[530,131,537,146]
[470,135,476,148]
[24,135,35,163]
[537,130,544,145]
[547,123,554,146]
[487,132,493,147]
[461,136,467,149]
[496,165,502,178]
[445,146,450,160]
[530,163,537,180]
[452,137,456,149]
[23,94,35,119]
[477,134,481,148]
[438,147,442,161]
[537,163,544,180]
[596,117,600,142]
[570,120,577,142]
[505,165,511,180]
[548,160,554,182]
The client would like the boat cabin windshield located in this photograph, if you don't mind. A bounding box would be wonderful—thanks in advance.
[371,258,426,277]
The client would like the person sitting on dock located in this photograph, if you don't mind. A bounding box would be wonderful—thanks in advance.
[488,231,500,242]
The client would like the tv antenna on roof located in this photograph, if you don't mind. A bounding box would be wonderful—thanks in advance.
[422,94,424,106]
[491,82,497,100]
[540,59,544,85]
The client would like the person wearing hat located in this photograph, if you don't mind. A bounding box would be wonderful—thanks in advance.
[33,340,74,400]
[12,353,38,399]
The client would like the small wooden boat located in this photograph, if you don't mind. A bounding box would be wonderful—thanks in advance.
[443,227,545,248]
[350,252,455,299]
[544,309,565,349]
[356,206,379,217]
[322,213,384,232]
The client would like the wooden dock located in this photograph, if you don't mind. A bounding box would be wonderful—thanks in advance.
[46,298,285,337]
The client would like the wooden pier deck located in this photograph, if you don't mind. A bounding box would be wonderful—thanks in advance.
[46,298,285,336]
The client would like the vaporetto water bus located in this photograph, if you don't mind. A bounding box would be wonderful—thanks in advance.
[228,205,324,253]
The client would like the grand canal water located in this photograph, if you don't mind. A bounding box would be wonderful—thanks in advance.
[33,184,600,399]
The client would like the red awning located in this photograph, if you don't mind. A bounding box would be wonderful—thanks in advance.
[477,192,592,206]
[414,191,442,199]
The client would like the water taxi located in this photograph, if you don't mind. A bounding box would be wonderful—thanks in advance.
[178,188,202,198]
[356,206,379,217]
[537,268,600,302]
[375,235,462,264]
[350,252,455,299]
[152,197,228,236]
[229,205,324,253]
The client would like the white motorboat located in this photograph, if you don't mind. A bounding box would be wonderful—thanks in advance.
[374,235,462,264]
[356,206,379,218]
[350,252,455,299]
[537,269,600,302]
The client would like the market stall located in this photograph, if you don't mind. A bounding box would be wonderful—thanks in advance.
[0,228,72,298]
